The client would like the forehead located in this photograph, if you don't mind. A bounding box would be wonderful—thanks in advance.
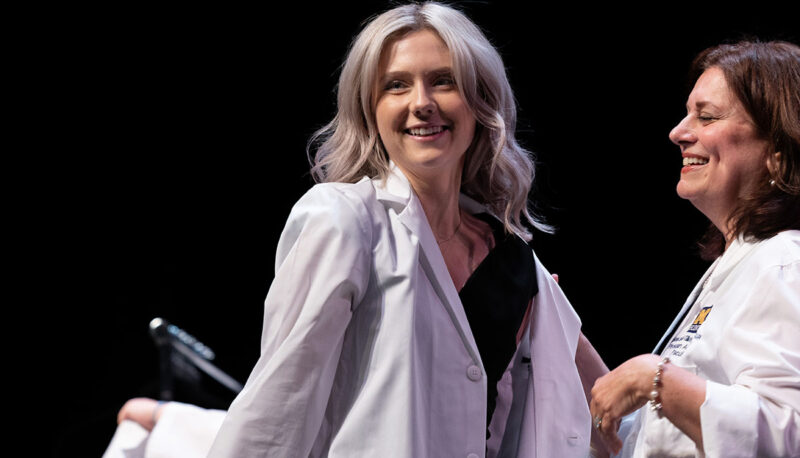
[688,67,736,108]
[380,29,451,72]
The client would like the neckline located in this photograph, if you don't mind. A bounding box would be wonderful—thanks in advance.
[436,209,463,245]
[456,212,508,294]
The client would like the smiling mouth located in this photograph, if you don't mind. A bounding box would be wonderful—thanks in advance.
[683,157,709,166]
[405,126,447,136]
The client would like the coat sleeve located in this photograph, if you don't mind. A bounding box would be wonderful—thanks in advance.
[144,402,227,458]
[700,259,800,457]
[208,184,373,458]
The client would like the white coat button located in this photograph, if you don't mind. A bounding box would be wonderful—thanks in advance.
[467,454,480,458]
[466,365,482,381]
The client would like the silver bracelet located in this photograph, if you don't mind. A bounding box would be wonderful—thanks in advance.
[648,357,670,417]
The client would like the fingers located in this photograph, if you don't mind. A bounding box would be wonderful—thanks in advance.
[602,417,623,454]
[592,411,623,455]
[117,398,139,425]
[116,402,127,425]
[589,355,663,455]
[590,381,624,455]
[116,397,161,430]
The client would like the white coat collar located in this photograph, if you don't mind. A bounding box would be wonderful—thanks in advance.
[372,163,485,369]
[704,235,759,291]
[372,161,491,216]
[652,235,761,355]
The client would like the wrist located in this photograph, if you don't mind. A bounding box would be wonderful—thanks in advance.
[647,356,670,416]
[636,354,663,401]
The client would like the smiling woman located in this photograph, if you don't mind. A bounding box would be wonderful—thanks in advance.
[201,1,610,457]
[671,67,772,246]
[105,3,610,457]
[589,40,800,457]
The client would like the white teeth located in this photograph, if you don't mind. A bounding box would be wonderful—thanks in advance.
[408,126,444,136]
[683,157,709,166]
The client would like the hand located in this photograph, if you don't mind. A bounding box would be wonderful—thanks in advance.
[589,354,660,454]
[117,397,165,431]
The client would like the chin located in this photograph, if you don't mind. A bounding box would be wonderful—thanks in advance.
[414,151,461,168]
[676,181,689,200]
[676,179,702,201]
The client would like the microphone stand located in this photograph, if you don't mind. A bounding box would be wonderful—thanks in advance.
[149,317,174,400]
[149,317,244,399]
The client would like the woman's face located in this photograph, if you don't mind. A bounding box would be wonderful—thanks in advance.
[374,29,476,182]
[669,67,769,230]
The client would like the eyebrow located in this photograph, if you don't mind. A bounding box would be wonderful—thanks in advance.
[687,100,723,112]
[380,67,454,82]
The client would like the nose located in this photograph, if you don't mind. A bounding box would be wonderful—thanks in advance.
[669,114,695,147]
[411,84,436,118]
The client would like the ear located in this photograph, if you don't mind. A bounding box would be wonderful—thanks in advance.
[766,151,782,177]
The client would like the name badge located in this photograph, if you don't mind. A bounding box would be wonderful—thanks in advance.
[688,306,713,333]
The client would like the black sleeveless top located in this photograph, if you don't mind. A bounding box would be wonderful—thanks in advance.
[458,213,538,431]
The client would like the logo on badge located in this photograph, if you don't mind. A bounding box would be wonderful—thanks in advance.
[688,306,713,333]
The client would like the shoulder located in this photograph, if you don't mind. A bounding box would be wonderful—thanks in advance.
[735,231,800,309]
[750,230,800,269]
[721,234,800,346]
[285,179,379,242]
[297,179,377,212]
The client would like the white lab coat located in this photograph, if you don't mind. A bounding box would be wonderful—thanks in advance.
[207,166,591,457]
[619,230,800,457]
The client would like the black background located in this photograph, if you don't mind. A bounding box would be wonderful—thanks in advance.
[34,2,796,456]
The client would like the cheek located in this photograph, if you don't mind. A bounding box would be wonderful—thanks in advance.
[717,131,768,173]
[712,134,769,198]
[448,101,476,142]
[461,119,477,147]
[703,127,761,167]
[375,103,398,139]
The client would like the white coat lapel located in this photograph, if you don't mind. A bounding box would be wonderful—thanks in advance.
[652,257,720,354]
[374,167,484,367]
[652,238,758,354]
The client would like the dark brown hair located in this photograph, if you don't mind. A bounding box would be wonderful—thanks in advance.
[688,40,800,259]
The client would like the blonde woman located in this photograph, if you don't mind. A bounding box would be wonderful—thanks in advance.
[200,2,607,456]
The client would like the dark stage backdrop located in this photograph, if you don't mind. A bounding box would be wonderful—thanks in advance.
[40,2,795,456]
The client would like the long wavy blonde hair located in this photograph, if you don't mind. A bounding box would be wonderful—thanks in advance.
[307,2,550,240]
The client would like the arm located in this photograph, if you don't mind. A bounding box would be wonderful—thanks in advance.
[699,260,800,457]
[589,354,706,453]
[576,332,609,404]
[575,332,612,457]
[208,185,373,458]
[591,255,800,456]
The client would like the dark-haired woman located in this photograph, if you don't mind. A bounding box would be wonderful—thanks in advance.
[590,40,800,457]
